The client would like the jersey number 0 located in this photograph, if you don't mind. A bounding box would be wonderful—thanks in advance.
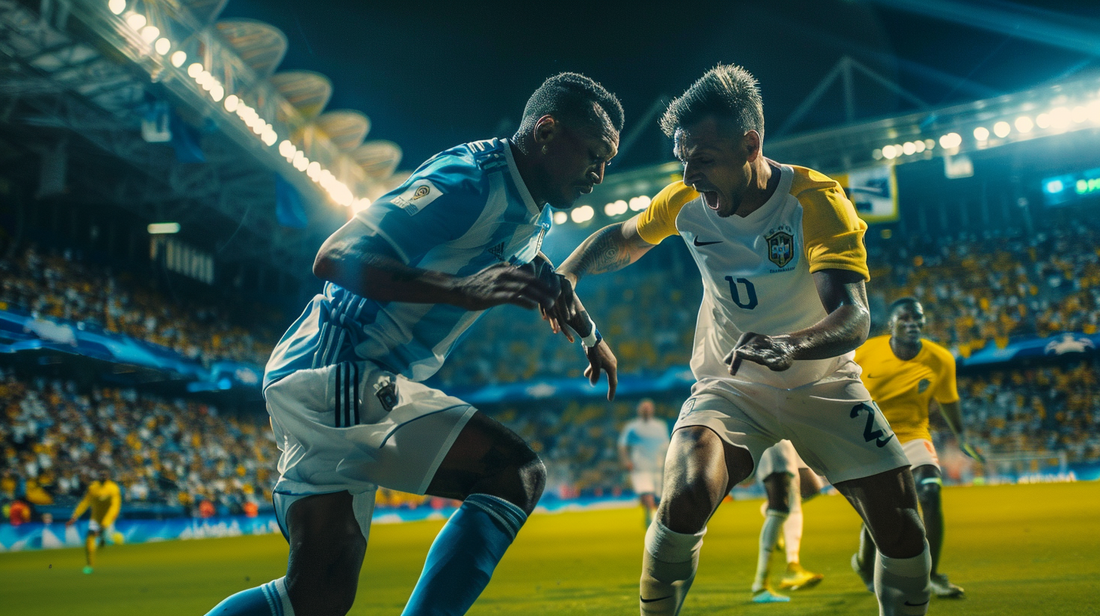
[724,276,758,310]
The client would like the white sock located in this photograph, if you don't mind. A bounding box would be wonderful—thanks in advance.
[874,544,931,616]
[640,521,706,616]
[783,495,803,565]
[752,511,788,592]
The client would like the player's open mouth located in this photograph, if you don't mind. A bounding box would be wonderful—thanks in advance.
[702,191,720,210]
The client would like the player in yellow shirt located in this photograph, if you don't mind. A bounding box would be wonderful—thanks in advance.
[67,469,122,574]
[853,298,981,599]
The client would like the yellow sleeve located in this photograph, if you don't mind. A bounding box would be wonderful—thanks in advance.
[102,483,122,527]
[930,344,960,404]
[793,166,869,280]
[635,181,698,245]
[71,490,91,520]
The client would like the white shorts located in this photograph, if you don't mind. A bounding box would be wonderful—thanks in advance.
[755,439,806,480]
[675,373,909,485]
[630,470,663,497]
[901,439,941,470]
[266,360,477,539]
[87,519,112,533]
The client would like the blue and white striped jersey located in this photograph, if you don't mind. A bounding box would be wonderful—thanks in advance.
[265,138,551,388]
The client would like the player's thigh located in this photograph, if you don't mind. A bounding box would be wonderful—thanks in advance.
[834,466,924,558]
[425,411,543,512]
[284,491,368,597]
[658,425,753,533]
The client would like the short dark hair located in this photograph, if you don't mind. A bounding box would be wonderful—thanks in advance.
[519,72,624,136]
[888,297,922,318]
[659,64,764,138]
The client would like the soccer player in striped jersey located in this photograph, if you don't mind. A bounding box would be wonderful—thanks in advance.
[205,73,621,616]
[556,65,930,615]
[852,298,981,599]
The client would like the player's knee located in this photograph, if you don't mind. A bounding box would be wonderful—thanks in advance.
[516,454,547,511]
[916,478,941,508]
[872,507,926,559]
[288,529,365,616]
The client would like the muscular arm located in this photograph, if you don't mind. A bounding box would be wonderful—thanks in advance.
[313,220,553,311]
[936,400,966,439]
[729,269,870,372]
[557,217,657,286]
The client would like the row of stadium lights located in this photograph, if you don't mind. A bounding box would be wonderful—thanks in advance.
[873,101,1100,161]
[109,0,369,212]
[551,195,652,225]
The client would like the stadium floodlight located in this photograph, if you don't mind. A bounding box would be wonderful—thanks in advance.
[210,86,224,102]
[914,140,926,153]
[924,139,935,150]
[108,0,126,15]
[124,12,146,30]
[1050,106,1071,129]
[629,196,651,211]
[306,162,321,178]
[294,157,309,171]
[938,133,962,149]
[1015,116,1034,133]
[902,142,916,156]
[603,202,618,216]
[154,37,170,55]
[872,148,883,160]
[170,50,186,67]
[993,121,1011,138]
[1071,106,1087,123]
[353,198,372,215]
[187,62,203,78]
[140,25,159,43]
[1035,113,1051,129]
[147,222,180,235]
[261,130,276,146]
[973,126,990,141]
[1089,101,1100,124]
[881,144,897,159]
[223,94,239,112]
[279,140,295,158]
[553,211,569,225]
[571,205,594,223]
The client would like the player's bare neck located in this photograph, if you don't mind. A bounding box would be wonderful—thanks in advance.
[890,337,922,361]
[508,139,548,211]
[733,160,781,218]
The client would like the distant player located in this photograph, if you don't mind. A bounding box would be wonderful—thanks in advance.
[555,64,931,615]
[749,440,824,603]
[853,298,981,599]
[619,399,671,527]
[66,468,121,574]
[205,73,621,616]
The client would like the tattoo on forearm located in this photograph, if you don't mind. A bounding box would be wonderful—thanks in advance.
[576,227,633,276]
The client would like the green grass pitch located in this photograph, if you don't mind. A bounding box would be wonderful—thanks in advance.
[2,482,1096,615]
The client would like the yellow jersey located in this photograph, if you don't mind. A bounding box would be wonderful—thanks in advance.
[636,165,869,390]
[855,335,959,443]
[71,480,122,527]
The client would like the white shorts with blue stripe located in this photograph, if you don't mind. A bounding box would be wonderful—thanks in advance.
[265,360,476,540]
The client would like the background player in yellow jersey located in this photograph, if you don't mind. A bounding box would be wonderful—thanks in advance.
[553,65,930,616]
[67,468,122,574]
[853,298,982,599]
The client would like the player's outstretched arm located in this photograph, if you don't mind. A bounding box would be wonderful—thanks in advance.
[314,222,555,311]
[728,268,870,373]
[937,400,985,462]
[556,216,657,287]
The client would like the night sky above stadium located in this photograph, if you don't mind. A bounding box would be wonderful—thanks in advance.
[220,0,1099,171]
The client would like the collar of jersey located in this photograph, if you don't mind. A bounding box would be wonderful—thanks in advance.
[501,138,543,217]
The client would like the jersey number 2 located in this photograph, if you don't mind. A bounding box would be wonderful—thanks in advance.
[850,402,895,448]
[724,276,758,310]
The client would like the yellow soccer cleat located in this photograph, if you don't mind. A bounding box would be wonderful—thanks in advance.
[778,562,824,591]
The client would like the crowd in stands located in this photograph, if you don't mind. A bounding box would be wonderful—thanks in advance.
[0,368,276,523]
[0,245,280,366]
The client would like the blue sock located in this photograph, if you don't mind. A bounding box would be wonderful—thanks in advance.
[401,493,528,616]
[206,578,294,616]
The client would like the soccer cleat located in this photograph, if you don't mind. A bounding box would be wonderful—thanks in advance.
[82,566,94,574]
[930,573,965,598]
[851,553,874,593]
[751,587,791,603]
[778,562,824,591]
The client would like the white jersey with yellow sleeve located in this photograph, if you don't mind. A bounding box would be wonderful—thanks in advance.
[636,164,869,390]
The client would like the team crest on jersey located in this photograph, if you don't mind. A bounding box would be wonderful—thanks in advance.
[765,226,795,269]
[391,179,443,214]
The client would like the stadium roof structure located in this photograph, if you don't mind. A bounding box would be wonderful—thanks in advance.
[0,0,404,282]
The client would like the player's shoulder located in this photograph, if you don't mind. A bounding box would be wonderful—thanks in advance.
[921,339,956,364]
[856,334,889,358]
[652,180,700,212]
[406,139,508,193]
[788,165,844,200]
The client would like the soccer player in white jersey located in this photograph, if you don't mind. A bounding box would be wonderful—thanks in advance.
[749,440,825,603]
[204,73,621,616]
[554,65,931,616]
[619,398,671,527]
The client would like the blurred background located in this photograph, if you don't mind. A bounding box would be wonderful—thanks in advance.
[0,0,1097,548]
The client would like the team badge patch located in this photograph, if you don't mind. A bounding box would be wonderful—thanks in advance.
[766,230,794,268]
[391,179,443,214]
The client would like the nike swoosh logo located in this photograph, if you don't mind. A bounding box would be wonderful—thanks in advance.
[693,237,721,246]
[640,595,672,603]
[864,373,880,379]
[904,600,930,606]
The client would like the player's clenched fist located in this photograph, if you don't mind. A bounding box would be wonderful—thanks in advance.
[450,262,557,311]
